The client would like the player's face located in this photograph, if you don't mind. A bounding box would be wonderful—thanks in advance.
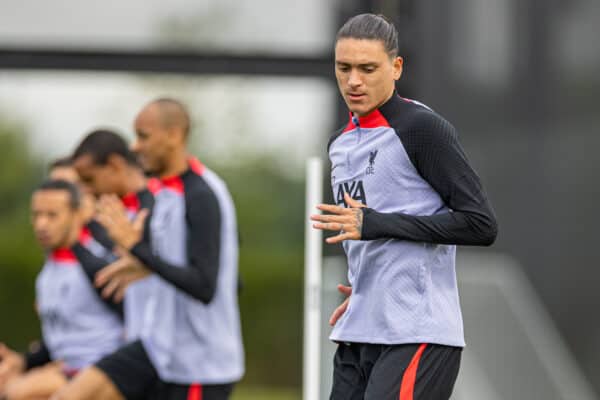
[132,106,174,176]
[72,154,122,196]
[49,166,80,184]
[335,38,403,117]
[31,190,77,250]
[50,164,96,223]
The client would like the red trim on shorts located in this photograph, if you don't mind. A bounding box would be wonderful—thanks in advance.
[399,343,427,400]
[187,383,203,400]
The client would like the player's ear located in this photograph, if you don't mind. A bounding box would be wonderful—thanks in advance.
[167,126,186,146]
[106,153,127,171]
[393,56,403,81]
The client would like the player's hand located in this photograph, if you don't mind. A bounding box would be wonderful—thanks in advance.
[94,254,151,303]
[329,284,352,326]
[96,195,148,250]
[0,343,25,389]
[311,193,366,244]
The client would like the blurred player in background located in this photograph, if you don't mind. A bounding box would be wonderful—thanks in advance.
[48,157,95,227]
[0,180,124,400]
[312,13,498,400]
[53,111,243,400]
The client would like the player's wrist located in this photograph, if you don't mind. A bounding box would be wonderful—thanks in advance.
[120,235,140,251]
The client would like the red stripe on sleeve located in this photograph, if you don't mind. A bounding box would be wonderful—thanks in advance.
[399,343,427,400]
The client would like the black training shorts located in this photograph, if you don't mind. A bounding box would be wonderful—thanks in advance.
[330,342,461,400]
[96,340,235,400]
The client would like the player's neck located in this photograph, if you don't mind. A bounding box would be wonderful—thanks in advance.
[159,149,189,179]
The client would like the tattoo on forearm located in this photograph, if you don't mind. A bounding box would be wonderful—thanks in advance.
[355,209,363,235]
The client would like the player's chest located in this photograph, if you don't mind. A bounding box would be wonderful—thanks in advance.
[36,264,94,313]
[329,128,413,207]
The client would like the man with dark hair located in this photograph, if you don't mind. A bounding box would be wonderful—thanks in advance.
[48,129,173,400]
[48,157,77,183]
[53,120,243,400]
[0,180,125,400]
[48,157,101,241]
[311,13,498,400]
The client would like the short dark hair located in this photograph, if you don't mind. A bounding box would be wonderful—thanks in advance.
[48,156,73,172]
[336,13,399,57]
[72,129,139,166]
[35,179,81,210]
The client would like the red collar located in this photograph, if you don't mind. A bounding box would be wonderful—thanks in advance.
[160,157,205,194]
[121,192,140,212]
[50,248,77,263]
[342,109,390,133]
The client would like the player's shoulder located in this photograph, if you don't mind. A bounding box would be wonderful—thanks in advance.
[327,124,349,153]
[386,97,458,145]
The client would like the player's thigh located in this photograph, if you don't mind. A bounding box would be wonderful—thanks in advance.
[329,343,368,400]
[93,340,158,400]
[4,364,67,400]
[50,366,123,400]
[365,343,461,400]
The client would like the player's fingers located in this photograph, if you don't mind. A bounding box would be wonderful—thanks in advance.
[310,214,349,223]
[313,222,348,232]
[114,282,129,303]
[99,196,122,219]
[329,298,350,326]
[344,192,366,208]
[95,211,115,232]
[95,258,129,287]
[326,231,358,244]
[316,203,348,214]
[101,278,121,300]
[132,209,149,232]
[337,284,352,296]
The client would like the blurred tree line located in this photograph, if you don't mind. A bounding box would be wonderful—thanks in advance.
[0,122,45,350]
[0,123,307,390]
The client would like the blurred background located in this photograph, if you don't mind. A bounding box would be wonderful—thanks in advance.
[0,0,598,398]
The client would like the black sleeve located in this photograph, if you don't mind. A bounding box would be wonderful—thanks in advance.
[86,220,115,251]
[361,113,498,246]
[71,243,124,317]
[130,186,221,304]
[23,340,51,370]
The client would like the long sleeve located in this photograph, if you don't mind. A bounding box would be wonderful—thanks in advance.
[130,185,221,304]
[361,114,498,246]
[71,243,124,316]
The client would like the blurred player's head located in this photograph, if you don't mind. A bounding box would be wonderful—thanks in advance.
[31,180,81,250]
[132,98,190,176]
[72,129,140,197]
[49,156,97,223]
[335,13,403,117]
[48,157,80,183]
